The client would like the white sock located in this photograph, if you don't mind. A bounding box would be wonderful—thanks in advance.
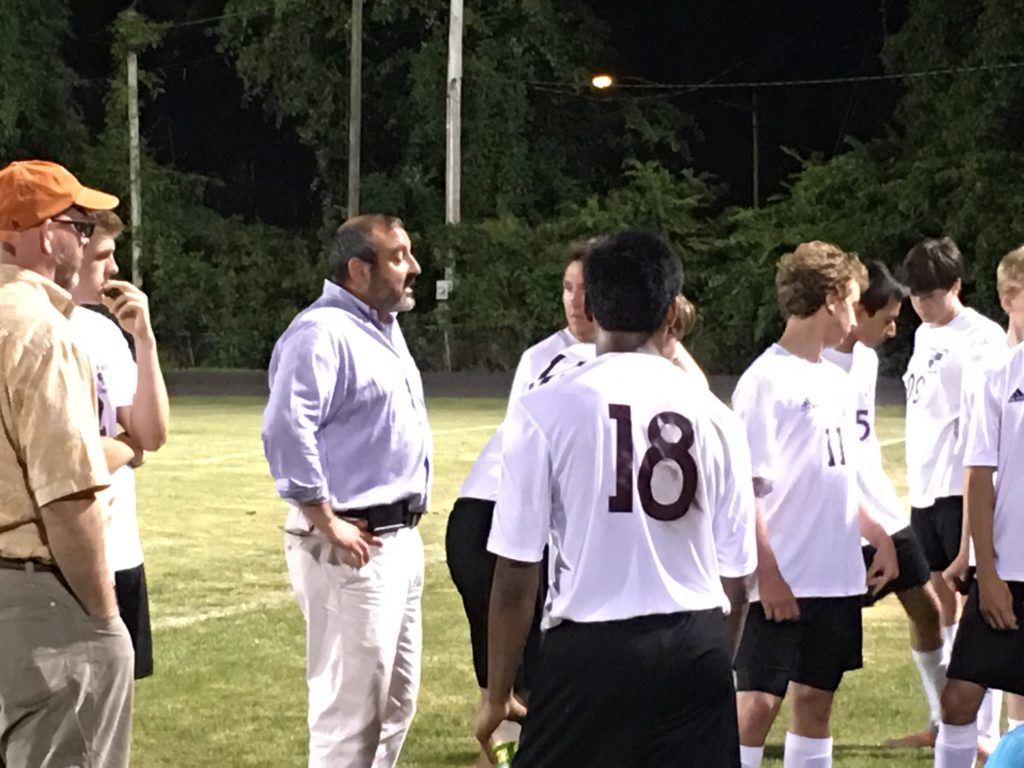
[740,744,764,768]
[1008,717,1024,732]
[942,622,959,666]
[783,732,832,768]
[935,722,978,768]
[977,689,1004,749]
[913,647,947,725]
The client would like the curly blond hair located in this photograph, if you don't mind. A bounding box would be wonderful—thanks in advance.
[671,294,697,340]
[776,241,868,319]
[997,246,1024,300]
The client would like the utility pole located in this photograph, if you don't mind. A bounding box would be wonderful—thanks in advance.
[347,0,363,217]
[440,0,464,372]
[127,50,143,287]
[751,90,760,209]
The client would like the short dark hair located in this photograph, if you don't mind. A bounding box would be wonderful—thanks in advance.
[565,238,594,268]
[584,231,684,334]
[901,236,963,295]
[327,214,403,285]
[860,260,909,315]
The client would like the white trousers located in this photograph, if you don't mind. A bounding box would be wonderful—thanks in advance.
[285,525,424,768]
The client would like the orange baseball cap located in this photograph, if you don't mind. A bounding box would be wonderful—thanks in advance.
[0,160,119,234]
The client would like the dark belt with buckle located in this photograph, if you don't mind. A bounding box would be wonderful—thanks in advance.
[334,498,423,534]
[0,556,59,573]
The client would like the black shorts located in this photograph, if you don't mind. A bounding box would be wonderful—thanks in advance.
[947,580,1024,696]
[861,526,932,605]
[444,498,546,692]
[514,610,739,768]
[114,562,153,680]
[735,596,863,697]
[910,496,963,572]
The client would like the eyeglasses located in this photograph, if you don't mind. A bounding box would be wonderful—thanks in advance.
[51,218,96,239]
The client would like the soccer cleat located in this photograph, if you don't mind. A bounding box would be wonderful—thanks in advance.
[883,726,937,748]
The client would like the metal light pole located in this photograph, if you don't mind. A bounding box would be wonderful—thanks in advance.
[440,0,464,372]
[127,50,143,288]
[347,0,363,217]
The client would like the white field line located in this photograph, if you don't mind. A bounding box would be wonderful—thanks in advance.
[432,423,501,435]
[878,437,906,447]
[153,592,292,631]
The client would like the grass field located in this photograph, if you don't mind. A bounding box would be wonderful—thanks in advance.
[132,397,936,767]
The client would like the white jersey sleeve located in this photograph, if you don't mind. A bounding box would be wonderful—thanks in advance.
[487,400,551,563]
[731,366,780,492]
[963,344,1024,581]
[706,402,758,578]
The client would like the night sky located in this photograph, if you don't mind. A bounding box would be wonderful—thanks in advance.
[70,1,907,228]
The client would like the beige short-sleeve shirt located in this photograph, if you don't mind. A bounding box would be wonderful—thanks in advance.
[0,264,110,562]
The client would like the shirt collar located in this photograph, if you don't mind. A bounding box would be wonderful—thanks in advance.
[0,264,76,318]
[321,279,396,327]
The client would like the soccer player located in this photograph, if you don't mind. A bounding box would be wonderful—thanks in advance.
[732,241,898,768]
[901,237,1007,755]
[474,230,757,767]
[821,261,946,747]
[932,333,1024,768]
[446,242,597,766]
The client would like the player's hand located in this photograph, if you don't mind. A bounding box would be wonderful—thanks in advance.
[115,432,145,469]
[325,518,382,568]
[758,566,799,622]
[943,552,970,595]
[866,535,899,596]
[101,280,154,341]
[473,695,514,761]
[978,572,1019,631]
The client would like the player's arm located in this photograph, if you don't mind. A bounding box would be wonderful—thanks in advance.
[100,433,144,472]
[967,466,1017,630]
[859,505,899,595]
[752,496,799,621]
[474,557,541,756]
[262,326,379,563]
[721,576,749,657]
[944,493,972,593]
[104,280,169,451]
[475,400,551,753]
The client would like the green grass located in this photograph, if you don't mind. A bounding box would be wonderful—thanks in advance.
[132,397,933,767]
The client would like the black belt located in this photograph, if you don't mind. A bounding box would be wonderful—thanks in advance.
[0,556,59,573]
[334,498,422,534]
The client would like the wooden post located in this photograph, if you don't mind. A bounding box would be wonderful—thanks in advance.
[347,0,363,217]
[127,51,143,287]
[441,0,464,372]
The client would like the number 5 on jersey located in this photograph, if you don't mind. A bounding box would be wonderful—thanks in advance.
[608,404,698,521]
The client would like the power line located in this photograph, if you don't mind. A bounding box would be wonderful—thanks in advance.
[160,4,277,31]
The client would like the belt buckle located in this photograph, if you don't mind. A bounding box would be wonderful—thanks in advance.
[372,521,405,535]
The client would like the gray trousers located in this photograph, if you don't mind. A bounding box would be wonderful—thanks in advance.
[0,566,134,768]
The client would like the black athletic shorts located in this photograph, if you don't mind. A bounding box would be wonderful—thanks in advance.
[444,497,546,692]
[947,580,1024,696]
[910,495,963,572]
[513,610,739,768]
[735,596,863,697]
[861,526,932,605]
[114,562,153,680]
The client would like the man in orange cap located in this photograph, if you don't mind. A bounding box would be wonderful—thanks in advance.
[0,160,135,768]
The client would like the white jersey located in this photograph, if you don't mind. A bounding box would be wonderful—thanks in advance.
[70,307,143,573]
[963,342,1024,581]
[459,341,594,501]
[507,328,581,409]
[822,343,907,536]
[904,307,1005,508]
[733,344,865,599]
[489,352,757,630]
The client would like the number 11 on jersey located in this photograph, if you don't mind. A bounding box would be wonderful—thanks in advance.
[608,404,698,521]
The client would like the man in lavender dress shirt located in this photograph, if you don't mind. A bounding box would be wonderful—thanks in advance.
[262,214,431,768]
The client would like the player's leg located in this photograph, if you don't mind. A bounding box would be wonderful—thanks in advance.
[734,601,801,767]
[937,581,1024,768]
[510,617,646,768]
[787,684,836,767]
[1007,693,1024,733]
[639,609,739,768]
[784,597,864,767]
[375,526,425,768]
